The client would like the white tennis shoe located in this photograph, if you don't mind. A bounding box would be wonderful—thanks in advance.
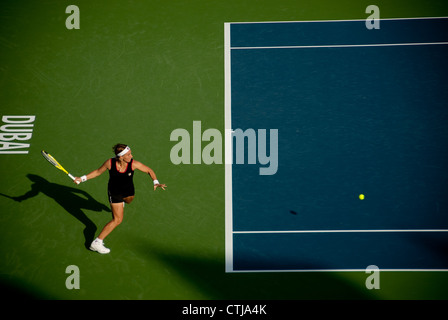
[90,238,111,254]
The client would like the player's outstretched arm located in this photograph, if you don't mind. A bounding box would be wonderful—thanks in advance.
[74,159,110,184]
[133,160,167,191]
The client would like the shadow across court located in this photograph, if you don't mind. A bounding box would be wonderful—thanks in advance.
[0,174,110,249]
[134,239,377,300]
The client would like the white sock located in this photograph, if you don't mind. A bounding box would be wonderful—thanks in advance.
[95,237,103,244]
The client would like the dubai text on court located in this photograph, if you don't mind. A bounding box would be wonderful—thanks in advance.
[0,115,36,154]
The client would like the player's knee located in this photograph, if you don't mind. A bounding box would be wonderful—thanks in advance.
[124,196,134,204]
[114,216,123,225]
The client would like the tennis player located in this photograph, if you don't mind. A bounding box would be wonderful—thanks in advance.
[74,144,166,254]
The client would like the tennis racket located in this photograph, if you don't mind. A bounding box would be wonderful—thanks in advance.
[41,150,79,184]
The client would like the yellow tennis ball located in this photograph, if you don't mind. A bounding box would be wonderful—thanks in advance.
[359,194,365,200]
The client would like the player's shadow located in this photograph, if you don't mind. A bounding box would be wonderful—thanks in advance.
[0,174,110,250]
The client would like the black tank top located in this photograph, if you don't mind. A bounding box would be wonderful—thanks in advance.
[108,158,135,196]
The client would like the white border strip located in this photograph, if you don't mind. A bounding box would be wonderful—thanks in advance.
[224,22,234,273]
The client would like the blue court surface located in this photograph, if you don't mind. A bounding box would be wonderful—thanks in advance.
[224,17,448,272]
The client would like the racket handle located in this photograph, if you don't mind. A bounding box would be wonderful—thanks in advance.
[68,173,80,184]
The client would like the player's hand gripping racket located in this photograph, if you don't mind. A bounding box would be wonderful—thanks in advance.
[41,150,79,184]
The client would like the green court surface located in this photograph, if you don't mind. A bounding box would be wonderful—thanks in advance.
[1,0,448,300]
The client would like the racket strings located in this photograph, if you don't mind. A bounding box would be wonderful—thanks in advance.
[42,151,61,167]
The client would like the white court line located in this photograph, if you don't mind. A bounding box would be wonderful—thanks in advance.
[232,229,448,272]
[231,42,448,50]
[228,16,448,25]
[230,268,448,273]
[233,229,448,234]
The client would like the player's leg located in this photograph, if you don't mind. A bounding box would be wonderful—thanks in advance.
[90,201,124,254]
[97,202,124,240]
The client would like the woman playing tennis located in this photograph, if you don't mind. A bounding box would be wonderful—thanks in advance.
[74,144,166,254]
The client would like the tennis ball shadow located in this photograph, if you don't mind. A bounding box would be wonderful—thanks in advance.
[135,241,376,300]
[0,174,110,249]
